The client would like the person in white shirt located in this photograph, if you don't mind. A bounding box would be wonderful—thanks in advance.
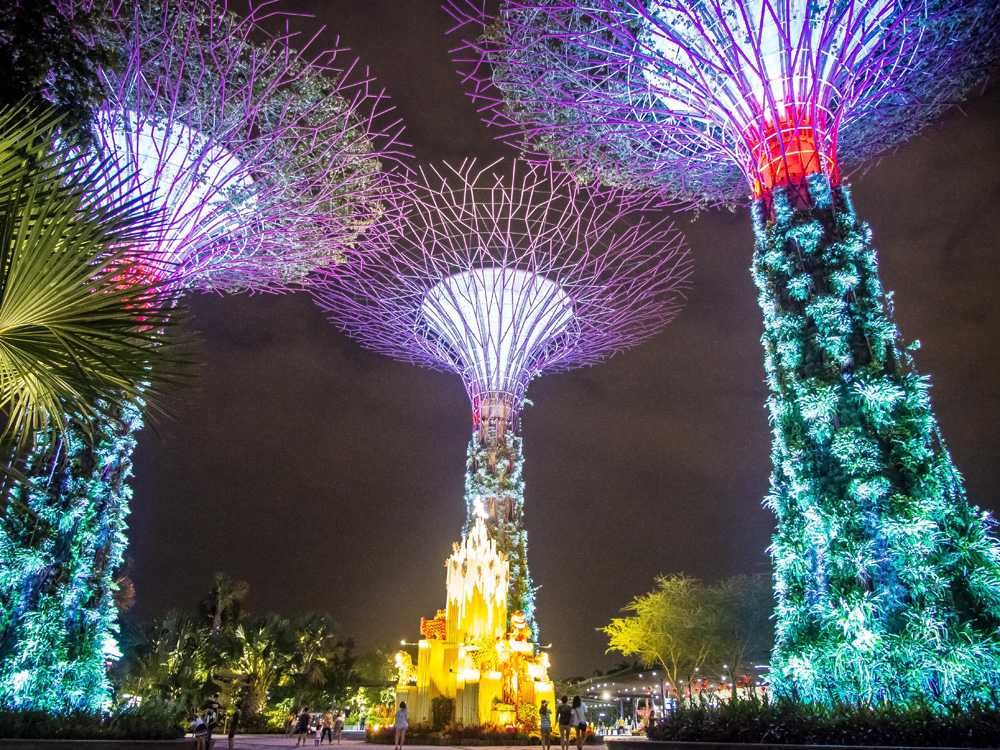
[393,701,408,750]
[570,697,587,750]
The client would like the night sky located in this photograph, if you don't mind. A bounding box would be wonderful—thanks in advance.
[129,0,1000,678]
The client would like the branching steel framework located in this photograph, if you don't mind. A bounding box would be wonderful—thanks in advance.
[443,0,1000,704]
[1,0,410,712]
[78,0,411,292]
[446,0,997,208]
[314,158,691,638]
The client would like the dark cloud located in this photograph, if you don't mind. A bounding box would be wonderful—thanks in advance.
[129,0,1000,678]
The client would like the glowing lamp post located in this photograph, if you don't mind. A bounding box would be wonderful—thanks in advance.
[0,0,408,713]
[446,0,1000,703]
[314,159,691,639]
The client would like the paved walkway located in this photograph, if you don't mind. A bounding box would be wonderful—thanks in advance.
[223,736,610,750]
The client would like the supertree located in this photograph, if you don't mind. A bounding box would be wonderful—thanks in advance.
[0,0,408,712]
[444,0,1000,703]
[313,158,691,641]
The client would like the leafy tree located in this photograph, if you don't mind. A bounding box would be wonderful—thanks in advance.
[603,575,717,698]
[706,575,773,684]
[0,0,119,146]
[603,574,774,699]
[0,104,178,450]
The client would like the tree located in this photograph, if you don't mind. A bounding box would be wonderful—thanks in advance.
[706,575,773,688]
[603,575,716,698]
[0,0,118,146]
[201,573,250,633]
[117,574,359,722]
[603,574,775,700]
[282,615,354,709]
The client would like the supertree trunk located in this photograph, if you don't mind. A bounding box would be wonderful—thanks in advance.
[752,173,1000,704]
[463,432,537,641]
[0,401,139,711]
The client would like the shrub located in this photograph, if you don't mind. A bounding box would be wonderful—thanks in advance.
[646,696,1000,747]
[0,699,184,739]
[431,697,454,730]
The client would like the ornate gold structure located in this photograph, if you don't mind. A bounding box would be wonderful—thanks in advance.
[395,513,554,727]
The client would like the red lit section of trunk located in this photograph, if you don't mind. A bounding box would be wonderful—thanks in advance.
[749,110,837,202]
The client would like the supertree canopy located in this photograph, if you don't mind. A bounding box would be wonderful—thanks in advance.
[445,1,1000,704]
[314,158,691,639]
[0,0,408,713]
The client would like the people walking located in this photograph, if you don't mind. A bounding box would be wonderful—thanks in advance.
[294,707,311,747]
[539,699,553,750]
[571,697,587,750]
[393,701,408,750]
[556,696,573,750]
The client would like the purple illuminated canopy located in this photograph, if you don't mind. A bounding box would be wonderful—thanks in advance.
[65,0,410,293]
[312,159,692,429]
[446,0,999,206]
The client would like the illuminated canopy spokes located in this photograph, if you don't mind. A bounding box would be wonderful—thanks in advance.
[100,110,257,269]
[422,267,574,411]
[75,0,411,293]
[313,157,692,432]
[446,0,999,205]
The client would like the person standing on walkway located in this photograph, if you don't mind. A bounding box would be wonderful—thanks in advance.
[294,707,311,747]
[571,697,587,750]
[320,711,333,744]
[202,695,221,750]
[191,713,208,750]
[393,701,408,750]
[333,711,345,744]
[227,707,241,750]
[539,699,553,750]
[557,696,573,750]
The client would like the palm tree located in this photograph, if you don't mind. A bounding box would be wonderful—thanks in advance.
[202,573,251,633]
[230,618,287,718]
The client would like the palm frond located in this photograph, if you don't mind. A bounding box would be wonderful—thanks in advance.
[0,103,185,446]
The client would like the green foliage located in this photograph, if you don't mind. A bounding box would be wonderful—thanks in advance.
[117,574,356,721]
[752,174,1000,704]
[646,696,1000,747]
[0,103,179,447]
[464,431,536,638]
[0,1,119,147]
[1,400,140,711]
[603,574,773,696]
[0,698,183,739]
[431,696,455,731]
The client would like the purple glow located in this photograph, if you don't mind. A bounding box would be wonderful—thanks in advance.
[312,159,692,429]
[445,0,999,206]
[66,0,410,292]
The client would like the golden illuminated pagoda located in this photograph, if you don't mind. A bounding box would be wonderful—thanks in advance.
[395,511,554,727]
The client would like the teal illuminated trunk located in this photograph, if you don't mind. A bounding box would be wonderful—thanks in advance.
[0,401,140,711]
[752,172,1000,704]
[462,431,536,640]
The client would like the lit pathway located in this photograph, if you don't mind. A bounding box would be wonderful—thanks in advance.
[224,736,610,750]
